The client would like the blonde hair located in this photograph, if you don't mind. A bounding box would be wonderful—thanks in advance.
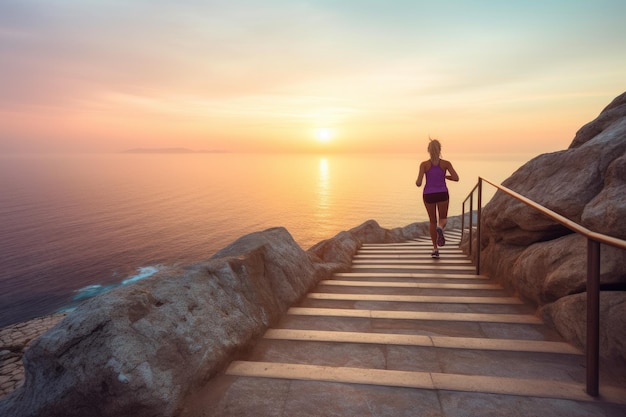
[427,138,441,160]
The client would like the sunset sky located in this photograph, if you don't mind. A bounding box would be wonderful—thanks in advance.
[1,0,625,154]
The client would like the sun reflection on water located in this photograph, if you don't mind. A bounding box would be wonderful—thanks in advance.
[316,157,330,215]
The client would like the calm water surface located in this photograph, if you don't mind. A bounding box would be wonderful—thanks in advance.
[0,152,531,326]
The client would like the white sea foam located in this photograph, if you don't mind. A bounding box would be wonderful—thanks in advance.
[121,266,162,285]
[66,265,164,310]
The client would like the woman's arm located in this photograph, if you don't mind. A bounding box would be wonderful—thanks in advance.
[415,162,426,187]
[445,161,459,182]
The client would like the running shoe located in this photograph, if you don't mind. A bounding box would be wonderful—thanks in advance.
[431,250,440,259]
[436,227,445,247]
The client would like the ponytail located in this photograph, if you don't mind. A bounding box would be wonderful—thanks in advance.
[428,138,441,160]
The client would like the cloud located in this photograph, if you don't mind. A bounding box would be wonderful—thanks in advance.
[0,0,625,153]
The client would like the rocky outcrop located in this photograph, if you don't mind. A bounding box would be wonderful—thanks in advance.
[310,219,408,268]
[570,92,626,148]
[0,218,442,416]
[478,92,626,365]
[0,227,326,416]
[542,292,626,362]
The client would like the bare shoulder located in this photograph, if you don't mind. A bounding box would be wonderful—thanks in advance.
[440,159,454,168]
[420,160,431,170]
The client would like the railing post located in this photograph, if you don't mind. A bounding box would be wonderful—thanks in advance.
[461,201,466,246]
[476,178,482,275]
[469,191,474,257]
[586,239,601,397]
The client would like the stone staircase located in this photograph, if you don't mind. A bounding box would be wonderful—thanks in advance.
[182,230,626,417]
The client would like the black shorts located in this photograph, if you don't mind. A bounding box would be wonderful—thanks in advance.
[423,192,449,204]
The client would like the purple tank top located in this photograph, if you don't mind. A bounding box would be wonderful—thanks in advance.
[424,162,448,194]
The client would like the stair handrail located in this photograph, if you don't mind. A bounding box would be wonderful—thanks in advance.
[461,176,626,398]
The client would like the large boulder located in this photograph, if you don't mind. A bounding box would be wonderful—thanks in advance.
[309,219,405,268]
[509,234,626,306]
[542,292,626,364]
[570,91,626,148]
[0,227,327,417]
[483,91,626,247]
[477,92,626,364]
[581,153,626,236]
[482,125,626,247]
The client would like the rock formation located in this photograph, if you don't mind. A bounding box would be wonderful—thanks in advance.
[0,219,440,416]
[0,227,324,416]
[478,92,626,365]
[308,216,464,270]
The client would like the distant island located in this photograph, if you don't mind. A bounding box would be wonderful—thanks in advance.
[122,147,229,154]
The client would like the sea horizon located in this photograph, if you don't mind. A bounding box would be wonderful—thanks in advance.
[0,151,535,327]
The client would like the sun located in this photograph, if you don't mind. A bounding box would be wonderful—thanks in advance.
[316,128,333,143]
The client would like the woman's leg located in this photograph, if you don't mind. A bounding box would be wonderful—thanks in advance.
[434,199,449,247]
[424,201,438,250]
[437,199,449,229]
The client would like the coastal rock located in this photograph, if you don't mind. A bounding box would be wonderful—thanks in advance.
[509,234,626,305]
[570,91,626,148]
[477,92,626,364]
[0,227,326,417]
[483,95,626,246]
[309,219,403,268]
[581,153,626,237]
[541,292,626,365]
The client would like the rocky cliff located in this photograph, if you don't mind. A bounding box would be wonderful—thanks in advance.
[0,218,450,417]
[478,92,626,365]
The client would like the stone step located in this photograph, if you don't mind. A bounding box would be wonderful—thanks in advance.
[356,251,465,257]
[314,280,508,297]
[355,252,469,260]
[287,307,541,324]
[244,340,585,383]
[356,250,465,256]
[362,233,463,248]
[277,312,558,341]
[353,259,473,265]
[351,264,477,272]
[333,272,489,281]
[372,239,463,247]
[319,280,503,290]
[358,245,463,251]
[262,329,582,354]
[360,242,432,248]
[306,293,522,305]
[357,249,467,254]
[360,244,462,250]
[225,361,626,405]
[297,299,536,315]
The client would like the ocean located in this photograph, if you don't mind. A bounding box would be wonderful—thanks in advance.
[0,152,532,327]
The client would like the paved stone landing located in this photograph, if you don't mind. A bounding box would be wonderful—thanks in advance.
[0,313,67,398]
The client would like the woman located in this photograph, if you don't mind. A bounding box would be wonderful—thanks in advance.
[415,139,459,258]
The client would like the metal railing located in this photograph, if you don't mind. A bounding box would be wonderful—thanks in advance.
[461,177,626,398]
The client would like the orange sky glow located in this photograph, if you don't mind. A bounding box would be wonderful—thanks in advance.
[1,1,625,155]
